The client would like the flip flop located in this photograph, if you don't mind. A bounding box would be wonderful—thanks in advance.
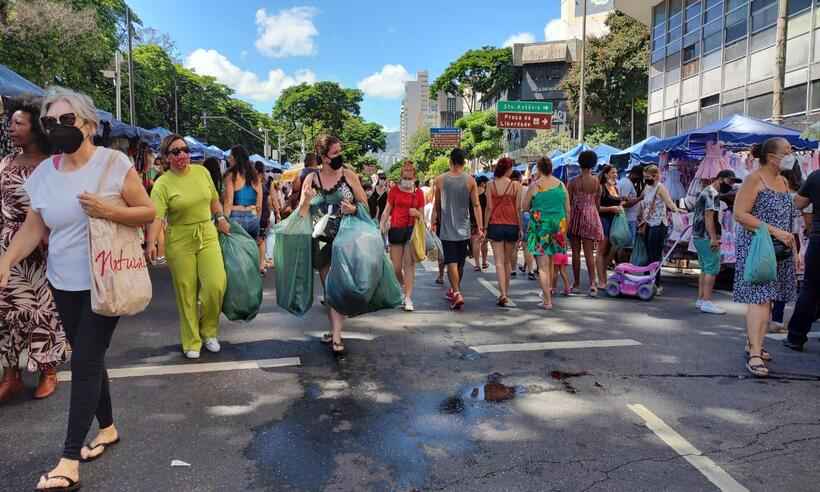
[35,473,81,492]
[80,437,120,463]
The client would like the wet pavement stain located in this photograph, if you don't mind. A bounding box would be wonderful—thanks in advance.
[550,370,590,394]
[245,375,502,491]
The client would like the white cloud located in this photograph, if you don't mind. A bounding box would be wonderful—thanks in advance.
[255,7,319,58]
[544,18,573,41]
[184,49,316,102]
[357,64,413,99]
[503,32,536,47]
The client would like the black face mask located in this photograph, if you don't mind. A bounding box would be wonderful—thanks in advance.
[329,155,344,170]
[48,125,84,154]
[719,183,734,194]
[645,178,655,186]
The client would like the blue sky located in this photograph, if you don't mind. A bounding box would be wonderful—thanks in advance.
[128,1,562,132]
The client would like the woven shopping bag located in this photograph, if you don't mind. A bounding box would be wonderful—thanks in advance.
[88,151,152,316]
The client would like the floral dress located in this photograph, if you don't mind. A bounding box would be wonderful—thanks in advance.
[527,181,568,257]
[0,154,67,372]
[732,185,797,305]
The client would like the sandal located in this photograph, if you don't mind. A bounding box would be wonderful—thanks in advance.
[528,272,536,281]
[435,277,444,285]
[482,262,489,269]
[36,473,81,492]
[474,265,481,272]
[542,303,553,310]
[588,286,598,298]
[81,437,120,463]
[320,333,332,344]
[745,340,772,361]
[496,296,509,307]
[331,340,346,356]
[746,355,769,378]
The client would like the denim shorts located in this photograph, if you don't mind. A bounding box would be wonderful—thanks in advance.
[231,211,260,240]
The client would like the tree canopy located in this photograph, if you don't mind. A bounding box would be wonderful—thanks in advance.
[455,110,503,164]
[430,47,518,113]
[560,11,649,147]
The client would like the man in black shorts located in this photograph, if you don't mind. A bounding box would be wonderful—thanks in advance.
[432,148,483,309]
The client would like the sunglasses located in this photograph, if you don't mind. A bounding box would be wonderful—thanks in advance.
[167,147,190,156]
[40,113,77,132]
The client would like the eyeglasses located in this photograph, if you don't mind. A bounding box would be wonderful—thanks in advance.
[168,147,190,156]
[40,113,77,132]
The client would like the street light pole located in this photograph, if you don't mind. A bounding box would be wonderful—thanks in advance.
[578,0,588,143]
[174,77,179,134]
[772,0,788,125]
[125,5,136,126]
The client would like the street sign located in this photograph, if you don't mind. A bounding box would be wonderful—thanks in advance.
[497,112,553,130]
[497,100,554,114]
[430,128,461,149]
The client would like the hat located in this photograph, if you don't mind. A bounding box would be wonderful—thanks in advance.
[716,170,741,183]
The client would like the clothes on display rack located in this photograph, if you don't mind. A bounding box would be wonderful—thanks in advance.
[665,162,687,202]
[694,141,731,180]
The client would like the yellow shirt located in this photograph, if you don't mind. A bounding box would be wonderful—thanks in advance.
[151,164,218,225]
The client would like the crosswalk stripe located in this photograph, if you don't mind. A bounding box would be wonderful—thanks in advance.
[477,278,517,307]
[628,404,749,492]
[57,357,301,381]
[470,339,642,353]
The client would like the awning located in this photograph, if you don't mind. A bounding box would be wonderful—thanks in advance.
[96,110,159,146]
[610,136,663,169]
[0,64,44,98]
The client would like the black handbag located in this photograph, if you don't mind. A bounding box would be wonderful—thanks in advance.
[771,238,793,261]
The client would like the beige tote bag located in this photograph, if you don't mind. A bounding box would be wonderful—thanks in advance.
[88,150,152,316]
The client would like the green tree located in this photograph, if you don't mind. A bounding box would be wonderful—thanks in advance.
[524,130,576,156]
[454,110,503,163]
[560,11,649,147]
[584,124,621,148]
[430,47,518,112]
[340,116,386,164]
[0,0,134,112]
[425,156,451,181]
[131,44,176,129]
[272,81,363,152]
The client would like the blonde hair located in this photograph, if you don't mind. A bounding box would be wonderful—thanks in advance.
[643,165,659,175]
[41,86,99,133]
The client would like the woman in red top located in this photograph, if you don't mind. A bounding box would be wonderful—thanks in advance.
[484,157,522,306]
[380,161,425,311]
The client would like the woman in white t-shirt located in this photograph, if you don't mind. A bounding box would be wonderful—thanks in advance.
[0,87,155,492]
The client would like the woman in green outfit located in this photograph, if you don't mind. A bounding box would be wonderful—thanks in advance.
[522,157,570,310]
[146,134,230,359]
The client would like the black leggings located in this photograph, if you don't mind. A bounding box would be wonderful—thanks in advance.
[51,288,119,461]
[645,224,668,286]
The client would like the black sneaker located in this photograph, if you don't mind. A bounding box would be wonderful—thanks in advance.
[782,338,805,352]
[528,272,536,281]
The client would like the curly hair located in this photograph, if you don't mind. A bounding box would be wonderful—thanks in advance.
[314,134,341,159]
[5,96,50,155]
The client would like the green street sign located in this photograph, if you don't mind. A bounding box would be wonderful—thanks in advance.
[497,100,554,114]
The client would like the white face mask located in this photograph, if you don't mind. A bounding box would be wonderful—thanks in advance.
[779,154,797,171]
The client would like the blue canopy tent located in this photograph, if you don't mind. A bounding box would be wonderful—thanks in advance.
[553,143,591,181]
[183,136,207,161]
[204,145,226,160]
[548,149,562,159]
[96,110,159,146]
[610,136,663,170]
[592,143,622,167]
[250,154,285,172]
[0,64,44,98]
[650,115,818,159]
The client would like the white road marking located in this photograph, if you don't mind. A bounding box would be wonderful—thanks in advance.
[766,332,820,341]
[477,278,517,307]
[57,357,301,381]
[628,404,749,492]
[422,261,438,272]
[471,339,642,353]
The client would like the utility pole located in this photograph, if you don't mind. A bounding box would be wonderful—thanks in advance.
[578,0,588,142]
[174,77,179,134]
[630,99,635,146]
[114,51,122,121]
[125,5,136,126]
[258,127,270,159]
[772,0,788,125]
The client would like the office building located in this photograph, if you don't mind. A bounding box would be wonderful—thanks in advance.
[616,0,820,136]
[400,70,468,156]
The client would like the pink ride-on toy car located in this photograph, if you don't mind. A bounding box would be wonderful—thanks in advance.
[606,226,691,301]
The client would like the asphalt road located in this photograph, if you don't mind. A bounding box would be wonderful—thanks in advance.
[1,257,819,492]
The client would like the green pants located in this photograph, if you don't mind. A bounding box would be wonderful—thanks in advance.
[166,221,227,352]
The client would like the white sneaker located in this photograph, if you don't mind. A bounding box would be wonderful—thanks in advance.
[700,301,726,315]
[695,299,704,309]
[655,286,664,297]
[403,298,415,312]
[184,350,201,360]
[204,338,221,353]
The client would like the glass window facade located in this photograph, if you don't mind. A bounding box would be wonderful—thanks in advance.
[647,0,819,137]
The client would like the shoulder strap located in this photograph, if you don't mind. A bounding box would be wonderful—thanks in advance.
[96,150,119,194]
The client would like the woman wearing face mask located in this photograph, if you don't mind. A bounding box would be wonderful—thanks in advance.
[146,134,229,360]
[300,135,369,355]
[733,138,798,377]
[637,165,681,295]
[0,96,67,404]
[0,86,155,492]
[380,161,424,311]
[596,165,624,288]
